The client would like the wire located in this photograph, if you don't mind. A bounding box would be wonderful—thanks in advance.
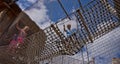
[57,0,71,20]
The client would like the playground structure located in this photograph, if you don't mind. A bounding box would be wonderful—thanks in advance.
[0,0,120,64]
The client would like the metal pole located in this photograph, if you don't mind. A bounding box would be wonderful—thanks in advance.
[81,49,84,64]
[85,45,90,64]
[62,55,64,64]
[57,0,71,20]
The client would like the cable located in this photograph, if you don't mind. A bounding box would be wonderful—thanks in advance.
[57,0,71,20]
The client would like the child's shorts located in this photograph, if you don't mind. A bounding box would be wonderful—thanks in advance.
[17,36,24,44]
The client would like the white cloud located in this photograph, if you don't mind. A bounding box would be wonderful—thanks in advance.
[17,0,51,29]
[17,0,77,30]
[22,0,51,29]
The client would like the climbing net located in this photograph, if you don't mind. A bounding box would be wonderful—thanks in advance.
[0,0,120,64]
[36,0,120,62]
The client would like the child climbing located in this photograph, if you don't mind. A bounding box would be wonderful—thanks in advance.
[15,21,29,48]
[63,24,78,55]
[63,24,72,52]
[63,24,72,37]
[8,21,29,53]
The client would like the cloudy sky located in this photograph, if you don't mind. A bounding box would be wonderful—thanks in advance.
[16,0,91,29]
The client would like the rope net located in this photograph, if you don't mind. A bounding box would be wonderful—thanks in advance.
[0,0,120,64]
[37,0,120,62]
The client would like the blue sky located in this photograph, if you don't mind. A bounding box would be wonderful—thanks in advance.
[16,0,91,29]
